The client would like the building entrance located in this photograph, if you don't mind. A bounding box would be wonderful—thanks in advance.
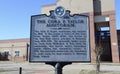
[95,22,112,62]
[100,37,112,62]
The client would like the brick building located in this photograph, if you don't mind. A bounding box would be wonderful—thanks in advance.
[41,0,120,63]
[0,38,30,62]
[0,0,120,63]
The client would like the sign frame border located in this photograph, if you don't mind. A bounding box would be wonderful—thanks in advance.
[29,11,91,63]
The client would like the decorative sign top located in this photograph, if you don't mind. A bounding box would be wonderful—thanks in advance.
[30,6,90,62]
[54,6,65,17]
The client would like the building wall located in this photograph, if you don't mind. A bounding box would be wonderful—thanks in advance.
[42,0,94,15]
[42,0,115,14]
[94,0,115,12]
[101,0,115,11]
[0,38,30,62]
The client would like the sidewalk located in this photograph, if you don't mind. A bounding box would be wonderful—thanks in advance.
[0,61,120,74]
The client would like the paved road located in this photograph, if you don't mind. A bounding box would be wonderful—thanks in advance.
[0,61,120,74]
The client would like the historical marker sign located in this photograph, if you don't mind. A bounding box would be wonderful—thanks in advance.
[30,7,90,62]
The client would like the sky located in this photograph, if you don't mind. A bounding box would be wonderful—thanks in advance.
[0,0,120,40]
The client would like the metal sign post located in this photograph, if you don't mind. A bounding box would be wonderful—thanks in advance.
[46,62,72,74]
[55,63,61,74]
[19,67,22,74]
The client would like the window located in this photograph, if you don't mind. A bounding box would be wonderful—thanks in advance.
[4,51,9,56]
[4,51,9,58]
[100,27,110,31]
[15,51,20,56]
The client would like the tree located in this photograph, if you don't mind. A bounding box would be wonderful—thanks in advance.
[95,29,104,74]
[95,45,103,74]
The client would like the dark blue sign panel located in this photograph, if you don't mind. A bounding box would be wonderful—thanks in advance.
[30,7,90,62]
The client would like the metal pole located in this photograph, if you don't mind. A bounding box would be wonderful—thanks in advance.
[55,63,62,74]
[45,62,72,74]
[19,67,22,74]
